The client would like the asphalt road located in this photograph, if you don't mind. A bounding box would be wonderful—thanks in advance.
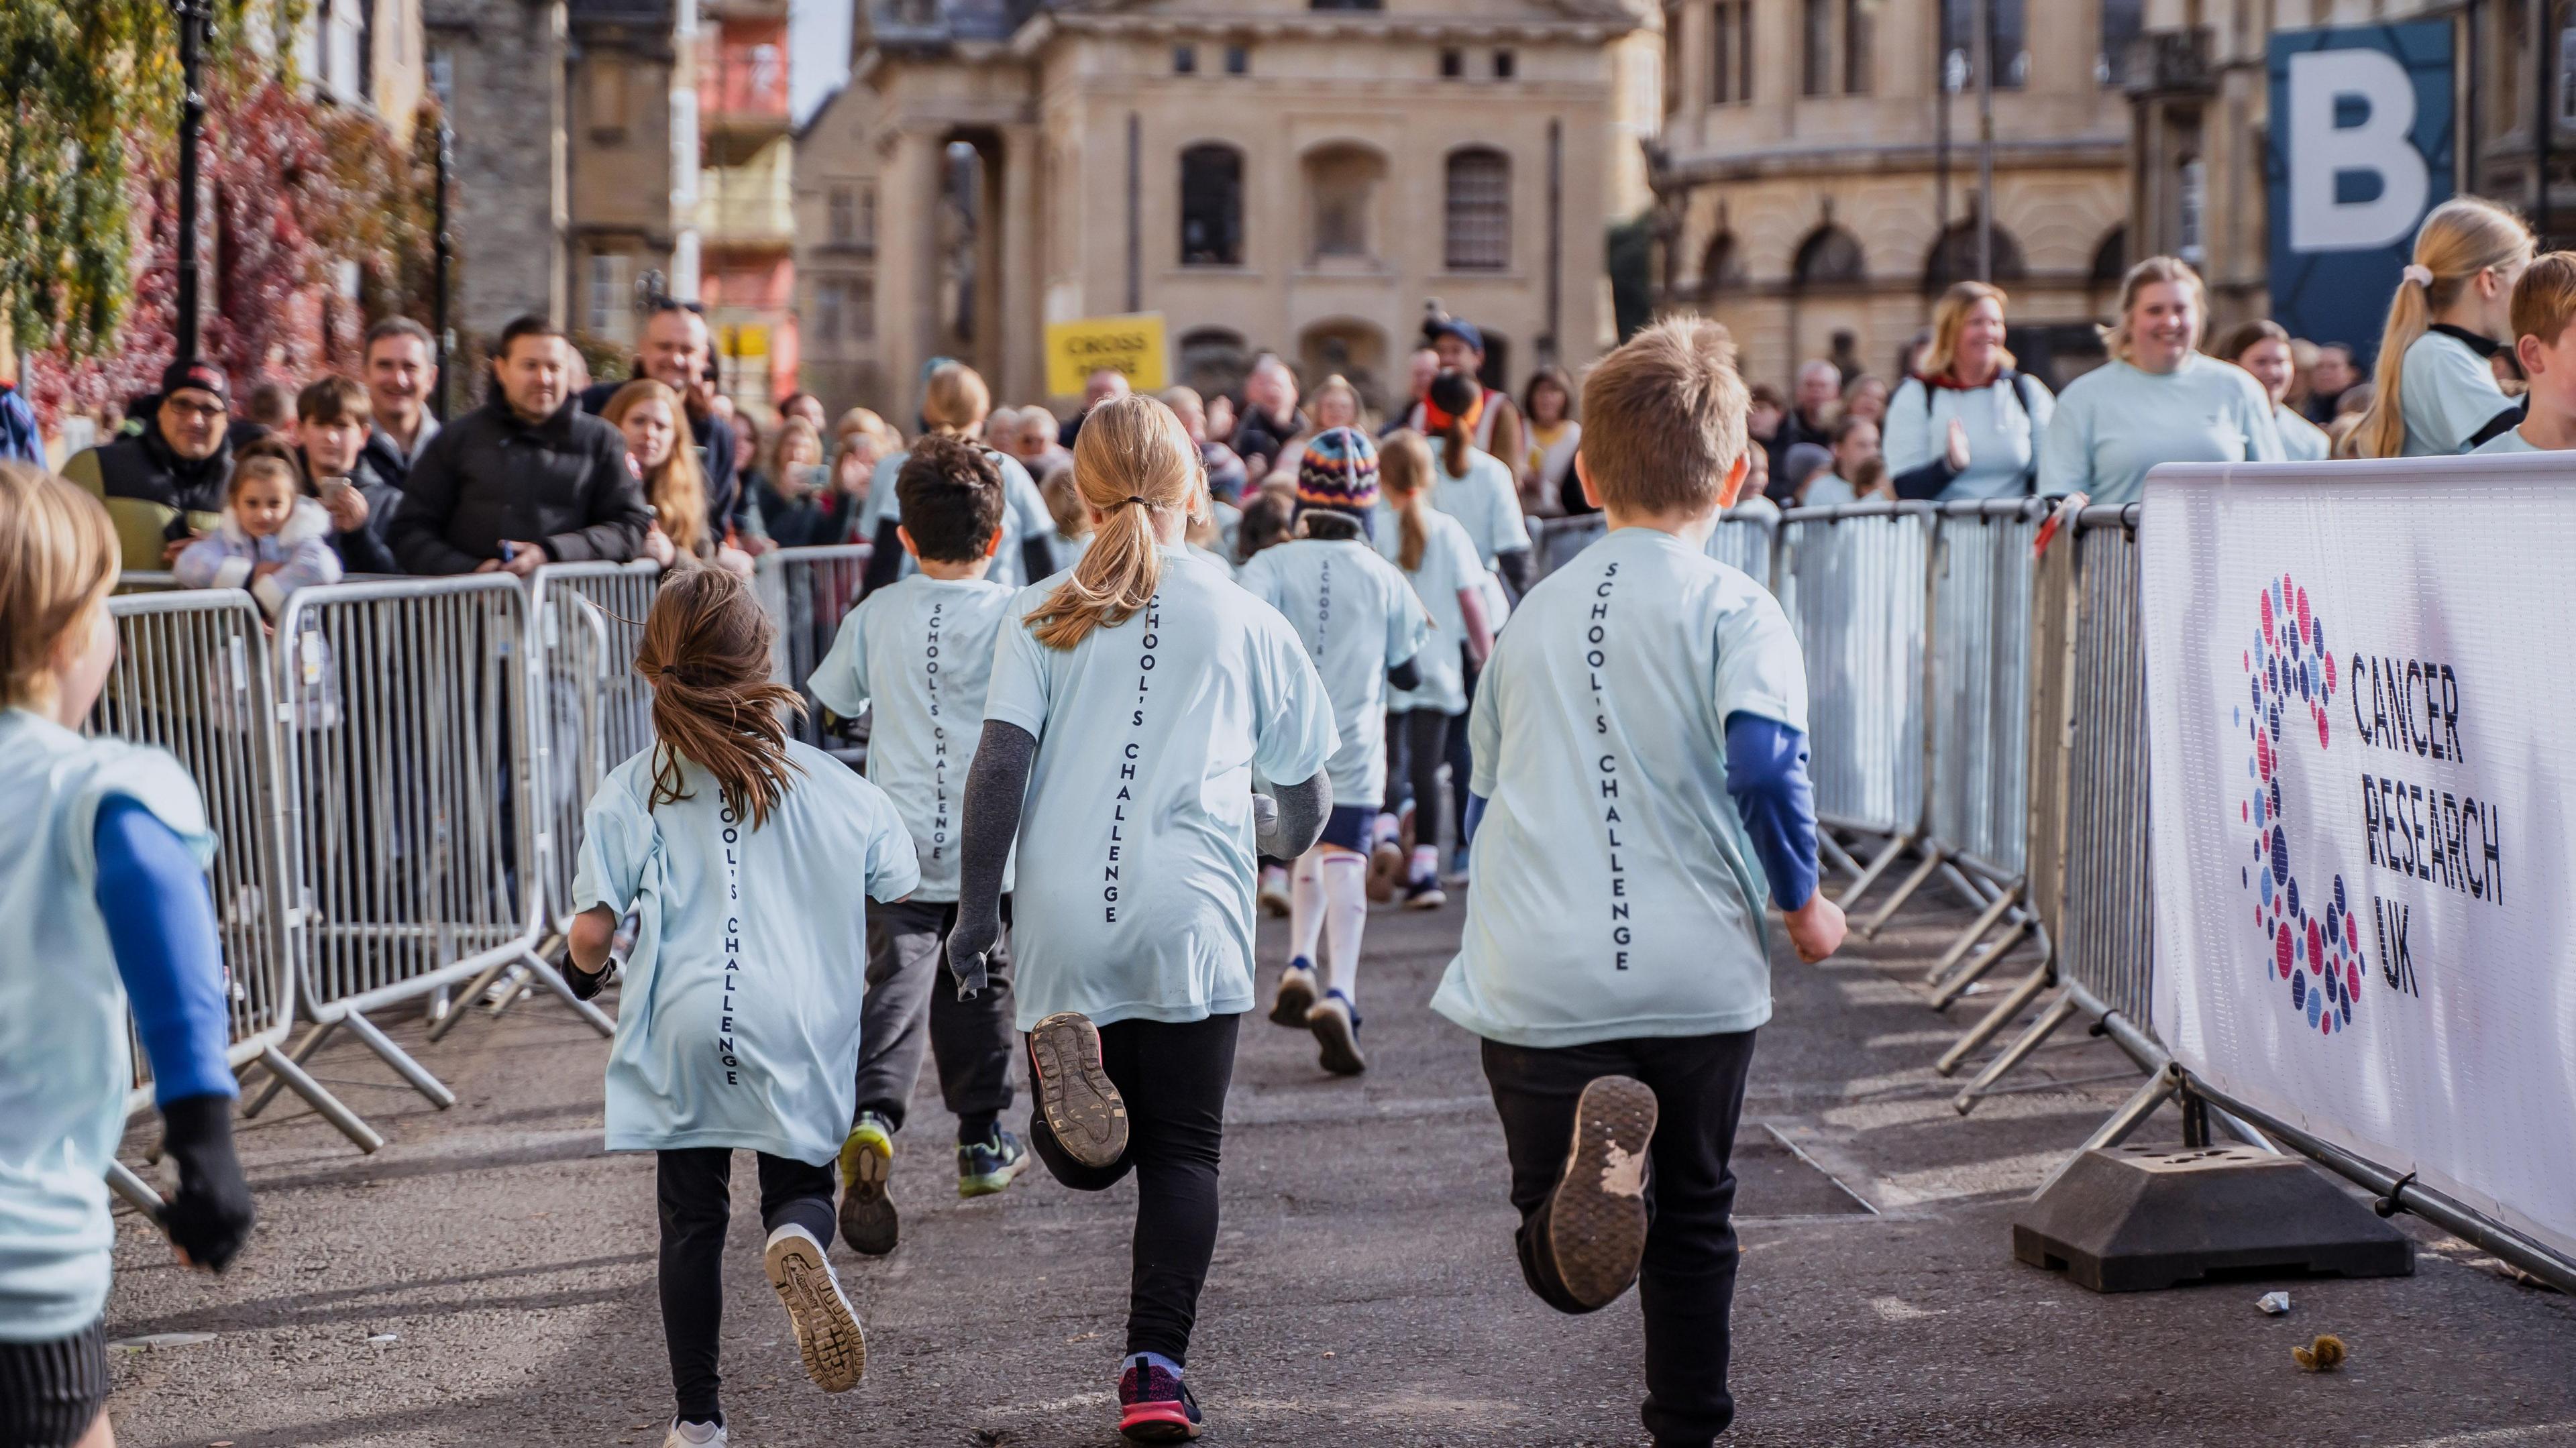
[99,886,2576,1447]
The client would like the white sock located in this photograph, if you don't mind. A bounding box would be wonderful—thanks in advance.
[1289,851,1326,964]
[1319,850,1370,1001]
[1373,811,1401,848]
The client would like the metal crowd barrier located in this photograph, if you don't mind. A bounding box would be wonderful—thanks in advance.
[1775,502,1931,895]
[244,574,610,1127]
[89,591,381,1151]
[525,561,662,947]
[1529,506,1779,589]
[755,544,871,750]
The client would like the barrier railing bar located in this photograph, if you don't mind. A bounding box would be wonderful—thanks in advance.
[1934,961,2053,1077]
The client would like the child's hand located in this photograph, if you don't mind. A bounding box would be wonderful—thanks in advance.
[1784,891,1847,964]
[946,909,1002,999]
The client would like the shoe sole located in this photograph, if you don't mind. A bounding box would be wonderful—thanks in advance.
[1404,887,1447,910]
[1307,1003,1367,1076]
[1029,1013,1128,1170]
[837,1135,898,1257]
[1120,1409,1204,1443]
[1269,970,1317,1028]
[1548,1076,1658,1311]
[764,1232,865,1392]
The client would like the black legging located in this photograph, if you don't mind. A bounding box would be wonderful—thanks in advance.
[1027,1013,1241,1364]
[1383,706,1454,852]
[656,1149,839,1423]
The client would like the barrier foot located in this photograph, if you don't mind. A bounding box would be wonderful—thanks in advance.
[1858,846,1946,940]
[1935,962,2053,1077]
[107,1160,166,1223]
[1819,832,1865,883]
[1835,832,1915,911]
[1929,917,2031,1011]
[1924,885,2023,986]
[256,1042,386,1154]
[341,1011,458,1109]
[2012,1141,2412,1292]
[521,948,616,1037]
[243,1017,339,1119]
[1954,990,2079,1115]
[427,956,519,1044]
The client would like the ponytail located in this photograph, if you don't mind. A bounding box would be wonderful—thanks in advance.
[1424,368,1485,482]
[2351,197,2533,460]
[1023,394,1202,651]
[1380,429,1436,573]
[635,567,806,829]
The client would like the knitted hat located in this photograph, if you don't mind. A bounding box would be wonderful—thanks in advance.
[160,357,227,405]
[1295,427,1379,520]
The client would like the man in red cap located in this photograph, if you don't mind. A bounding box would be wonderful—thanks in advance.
[64,358,236,571]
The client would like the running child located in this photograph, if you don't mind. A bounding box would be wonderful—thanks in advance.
[1366,429,1494,909]
[944,394,1336,1443]
[1236,429,1430,1074]
[1,463,254,1448]
[564,567,920,1448]
[1433,319,1846,1448]
[806,435,1028,1257]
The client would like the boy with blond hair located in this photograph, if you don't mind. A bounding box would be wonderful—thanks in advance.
[1435,317,1845,1448]
[2475,251,2576,453]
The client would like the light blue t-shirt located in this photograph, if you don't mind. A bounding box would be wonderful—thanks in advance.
[1882,372,2056,500]
[2471,423,2542,454]
[857,445,1055,588]
[0,711,215,1341]
[808,573,1017,901]
[1375,504,1486,716]
[2273,403,2331,461]
[574,742,919,1164]
[2399,329,2516,457]
[983,547,1337,1030]
[1378,445,1531,569]
[1799,471,1859,507]
[1237,536,1429,810]
[2036,353,2285,506]
[1432,528,1806,1048]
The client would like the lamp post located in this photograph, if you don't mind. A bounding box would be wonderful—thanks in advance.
[433,112,454,421]
[171,0,212,361]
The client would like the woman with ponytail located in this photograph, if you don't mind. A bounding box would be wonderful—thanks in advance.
[1368,429,1494,912]
[1423,368,1538,597]
[856,361,1059,596]
[945,394,1337,1443]
[564,565,922,1443]
[2348,197,2534,457]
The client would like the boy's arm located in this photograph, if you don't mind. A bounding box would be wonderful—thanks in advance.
[946,722,1034,998]
[1723,710,1844,962]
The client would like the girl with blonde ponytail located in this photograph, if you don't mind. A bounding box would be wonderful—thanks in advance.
[2350,196,2534,457]
[561,564,924,1430]
[941,392,1340,1441]
[1369,429,1493,911]
[857,360,1060,595]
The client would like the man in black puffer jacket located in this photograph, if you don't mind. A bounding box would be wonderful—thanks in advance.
[392,316,651,576]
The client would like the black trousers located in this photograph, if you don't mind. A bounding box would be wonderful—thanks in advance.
[1480,1029,1758,1447]
[1381,706,1454,850]
[1026,1013,1240,1365]
[0,1320,107,1448]
[853,897,1018,1137]
[656,1148,839,1423]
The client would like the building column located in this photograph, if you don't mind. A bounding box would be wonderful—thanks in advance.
[875,125,943,419]
[999,123,1043,406]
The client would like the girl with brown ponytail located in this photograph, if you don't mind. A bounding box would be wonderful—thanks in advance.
[561,565,924,1438]
[942,392,1340,1442]
[1421,368,1538,597]
[1368,430,1495,911]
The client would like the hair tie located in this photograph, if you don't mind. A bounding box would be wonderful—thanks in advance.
[2402,264,2435,288]
[1121,495,1152,509]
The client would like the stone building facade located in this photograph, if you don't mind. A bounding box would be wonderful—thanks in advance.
[1651,0,2135,391]
[796,0,1655,421]
[428,0,573,335]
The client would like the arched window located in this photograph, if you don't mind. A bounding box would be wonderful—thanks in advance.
[1922,219,2027,290]
[1701,231,1746,295]
[1303,144,1386,262]
[1443,148,1511,271]
[1180,144,1244,267]
[1792,225,1865,288]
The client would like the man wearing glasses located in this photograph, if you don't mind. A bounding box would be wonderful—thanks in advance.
[65,358,237,571]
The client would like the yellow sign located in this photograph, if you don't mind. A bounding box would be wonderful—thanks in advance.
[722,323,771,359]
[1045,312,1169,396]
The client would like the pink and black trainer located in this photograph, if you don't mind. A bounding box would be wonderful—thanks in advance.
[1117,1353,1204,1442]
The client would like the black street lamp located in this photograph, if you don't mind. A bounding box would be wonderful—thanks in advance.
[434,112,453,421]
[171,0,212,361]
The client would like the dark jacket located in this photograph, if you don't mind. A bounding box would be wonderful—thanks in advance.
[63,419,234,572]
[1229,406,1308,478]
[389,394,650,575]
[577,378,753,543]
[302,448,405,575]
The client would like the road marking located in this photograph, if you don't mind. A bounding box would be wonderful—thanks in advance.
[2397,1425,2576,1447]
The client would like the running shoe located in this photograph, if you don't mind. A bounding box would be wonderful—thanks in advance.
[1305,989,1367,1076]
[957,1123,1029,1199]
[662,1419,726,1448]
[1269,958,1318,1027]
[763,1223,866,1392]
[1118,1360,1205,1442]
[1367,836,1405,903]
[1548,1075,1658,1311]
[1403,875,1448,910]
[1028,1012,1128,1169]
[1258,864,1293,917]
[837,1111,898,1256]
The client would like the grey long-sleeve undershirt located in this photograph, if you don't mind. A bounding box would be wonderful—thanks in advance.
[943,720,1333,997]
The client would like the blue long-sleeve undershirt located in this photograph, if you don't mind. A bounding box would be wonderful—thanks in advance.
[1458,711,1818,913]
[95,795,237,1105]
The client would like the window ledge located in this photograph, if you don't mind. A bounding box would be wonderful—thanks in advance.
[1167,265,1265,280]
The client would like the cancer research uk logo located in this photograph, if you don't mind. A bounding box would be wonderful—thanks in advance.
[2239,573,2369,1038]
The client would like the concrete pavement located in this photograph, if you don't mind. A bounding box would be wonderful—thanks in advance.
[99,887,2576,1447]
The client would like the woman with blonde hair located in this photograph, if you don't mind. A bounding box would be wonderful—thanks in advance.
[1884,280,2055,498]
[2349,196,2534,457]
[942,394,1336,1444]
[855,361,1055,596]
[753,415,833,545]
[1263,373,1368,485]
[2037,256,2283,504]
[824,408,898,542]
[602,379,753,577]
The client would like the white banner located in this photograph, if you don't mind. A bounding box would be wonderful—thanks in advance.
[2141,455,2576,1262]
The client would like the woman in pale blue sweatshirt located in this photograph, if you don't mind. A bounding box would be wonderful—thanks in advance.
[2347,196,2534,459]
[1883,281,2055,499]
[2037,257,2283,506]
